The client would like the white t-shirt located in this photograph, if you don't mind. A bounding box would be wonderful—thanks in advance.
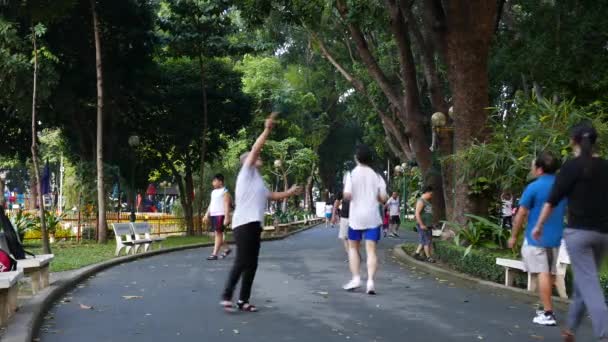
[232,165,269,228]
[386,197,400,216]
[501,199,513,217]
[325,204,333,214]
[343,165,387,230]
[209,187,227,216]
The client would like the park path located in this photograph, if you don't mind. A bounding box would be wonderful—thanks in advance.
[38,226,593,341]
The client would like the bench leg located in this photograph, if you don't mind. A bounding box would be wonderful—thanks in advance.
[555,274,568,299]
[0,289,7,326]
[40,265,50,289]
[7,285,18,315]
[125,246,132,255]
[504,268,515,287]
[115,245,124,256]
[29,269,41,295]
[528,273,538,292]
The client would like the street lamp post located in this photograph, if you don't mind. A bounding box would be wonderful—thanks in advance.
[128,135,140,222]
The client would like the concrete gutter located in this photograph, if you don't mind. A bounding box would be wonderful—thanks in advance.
[2,223,320,342]
[392,244,570,306]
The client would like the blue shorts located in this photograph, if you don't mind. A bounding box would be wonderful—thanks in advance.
[348,226,381,242]
[325,213,332,219]
[417,225,432,246]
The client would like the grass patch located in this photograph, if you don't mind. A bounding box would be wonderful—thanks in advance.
[24,235,212,272]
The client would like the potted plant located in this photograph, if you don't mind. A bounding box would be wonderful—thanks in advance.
[36,211,63,243]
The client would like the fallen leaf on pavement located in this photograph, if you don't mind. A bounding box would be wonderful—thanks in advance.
[530,335,544,340]
[79,304,93,310]
[122,295,144,300]
[233,329,240,334]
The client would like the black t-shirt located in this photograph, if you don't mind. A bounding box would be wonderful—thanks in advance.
[547,157,608,232]
[340,199,350,219]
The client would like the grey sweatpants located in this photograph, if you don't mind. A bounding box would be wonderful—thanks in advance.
[564,228,608,338]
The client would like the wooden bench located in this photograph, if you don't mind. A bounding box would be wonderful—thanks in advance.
[496,257,568,299]
[131,222,166,253]
[17,254,53,295]
[0,270,23,325]
[112,223,150,256]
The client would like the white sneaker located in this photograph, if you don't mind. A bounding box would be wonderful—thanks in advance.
[343,278,361,291]
[366,281,376,295]
[533,311,557,326]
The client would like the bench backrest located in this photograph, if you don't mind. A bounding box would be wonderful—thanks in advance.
[112,223,132,236]
[131,222,151,235]
[130,222,151,240]
[112,223,134,243]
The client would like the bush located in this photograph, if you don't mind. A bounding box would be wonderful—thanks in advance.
[403,241,527,287]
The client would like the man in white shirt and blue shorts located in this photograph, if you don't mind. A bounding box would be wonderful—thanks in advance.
[203,174,232,260]
[342,145,388,295]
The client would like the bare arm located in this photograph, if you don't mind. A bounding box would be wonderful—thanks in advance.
[415,200,426,229]
[223,192,232,225]
[532,203,555,240]
[268,184,302,201]
[243,113,277,167]
[508,206,529,248]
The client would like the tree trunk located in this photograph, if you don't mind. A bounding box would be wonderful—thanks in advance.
[282,173,288,212]
[305,174,314,213]
[445,1,497,222]
[0,177,4,208]
[184,167,195,235]
[91,0,107,243]
[30,31,51,254]
[195,53,209,235]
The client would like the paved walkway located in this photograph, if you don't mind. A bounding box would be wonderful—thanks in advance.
[39,226,593,341]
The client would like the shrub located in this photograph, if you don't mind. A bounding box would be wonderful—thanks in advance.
[403,241,527,287]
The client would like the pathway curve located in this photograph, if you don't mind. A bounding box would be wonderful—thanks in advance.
[38,226,592,341]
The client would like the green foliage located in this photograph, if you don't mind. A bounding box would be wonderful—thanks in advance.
[448,99,608,199]
[448,214,509,257]
[10,210,36,241]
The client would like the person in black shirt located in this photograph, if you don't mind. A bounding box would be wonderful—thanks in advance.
[533,122,608,341]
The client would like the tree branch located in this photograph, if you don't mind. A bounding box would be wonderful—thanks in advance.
[335,0,403,110]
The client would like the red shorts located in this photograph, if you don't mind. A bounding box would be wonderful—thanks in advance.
[210,215,225,233]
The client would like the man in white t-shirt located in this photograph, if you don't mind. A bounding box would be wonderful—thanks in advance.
[203,174,232,260]
[343,145,388,295]
[221,112,302,313]
[385,192,401,238]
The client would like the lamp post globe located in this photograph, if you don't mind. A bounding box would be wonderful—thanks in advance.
[274,159,282,169]
[431,112,447,127]
[128,135,140,147]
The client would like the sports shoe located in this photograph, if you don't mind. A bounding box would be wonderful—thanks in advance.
[391,232,400,238]
[426,257,436,263]
[366,280,376,295]
[533,311,557,326]
[343,278,361,291]
[207,255,219,260]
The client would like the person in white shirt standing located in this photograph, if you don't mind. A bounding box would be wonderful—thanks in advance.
[385,192,401,238]
[221,112,302,313]
[203,174,232,260]
[343,145,388,295]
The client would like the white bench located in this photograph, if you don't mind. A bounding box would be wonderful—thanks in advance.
[496,257,568,299]
[131,222,166,253]
[17,254,53,294]
[0,270,23,325]
[432,222,446,238]
[112,223,150,256]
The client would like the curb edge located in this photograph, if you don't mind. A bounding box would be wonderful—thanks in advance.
[2,223,320,342]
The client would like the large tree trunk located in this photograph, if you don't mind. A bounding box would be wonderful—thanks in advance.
[184,167,195,235]
[195,53,209,235]
[91,0,107,243]
[30,31,51,254]
[445,1,497,222]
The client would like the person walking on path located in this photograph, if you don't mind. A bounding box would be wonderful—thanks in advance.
[414,186,435,263]
[532,123,608,341]
[221,113,302,313]
[334,192,350,257]
[508,151,567,326]
[501,191,514,229]
[342,145,388,295]
[385,192,401,238]
[203,174,233,260]
[325,201,334,228]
